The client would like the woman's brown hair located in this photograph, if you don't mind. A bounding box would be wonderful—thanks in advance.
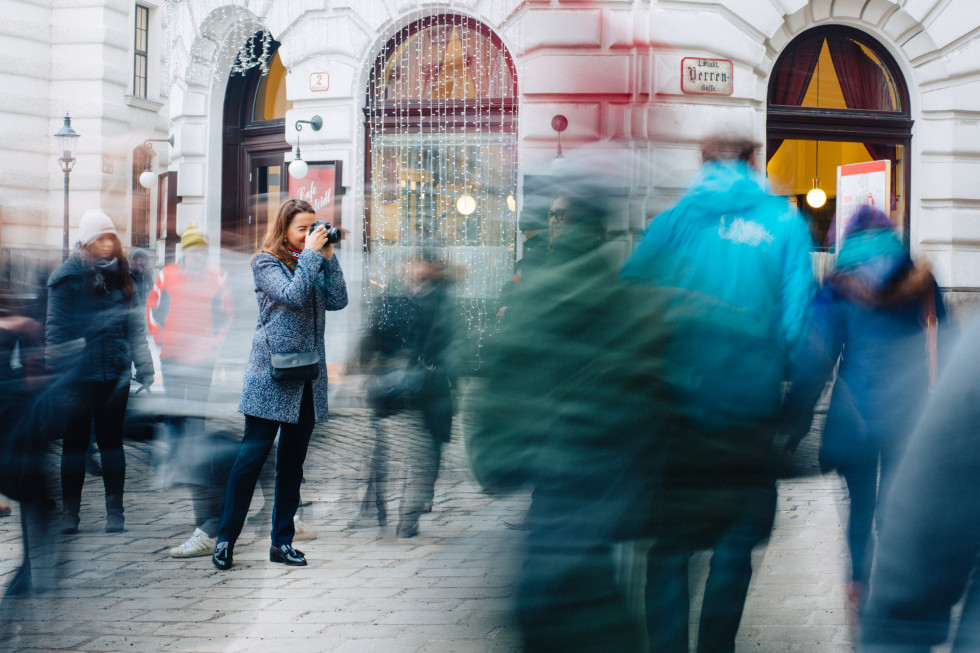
[252,198,316,270]
[81,235,134,302]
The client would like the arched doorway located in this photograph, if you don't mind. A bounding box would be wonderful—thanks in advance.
[220,33,293,252]
[767,26,912,254]
[364,14,518,364]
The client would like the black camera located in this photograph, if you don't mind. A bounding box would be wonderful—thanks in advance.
[309,220,342,244]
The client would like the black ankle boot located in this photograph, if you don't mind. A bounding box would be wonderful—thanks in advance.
[105,494,124,533]
[60,497,80,534]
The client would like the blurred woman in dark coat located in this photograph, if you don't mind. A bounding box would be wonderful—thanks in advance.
[468,182,671,653]
[355,248,461,538]
[785,205,947,614]
[46,209,155,535]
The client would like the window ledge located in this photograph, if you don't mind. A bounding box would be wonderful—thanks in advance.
[125,95,164,112]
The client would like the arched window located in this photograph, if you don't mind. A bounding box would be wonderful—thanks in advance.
[220,34,291,252]
[767,26,912,249]
[132,146,151,248]
[365,15,518,360]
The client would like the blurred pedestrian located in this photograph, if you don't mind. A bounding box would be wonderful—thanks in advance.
[211,198,348,570]
[146,223,234,557]
[496,195,551,323]
[621,136,815,653]
[355,247,461,538]
[46,208,155,534]
[783,205,946,618]
[470,181,669,652]
[0,308,50,596]
[860,317,979,652]
[129,248,154,307]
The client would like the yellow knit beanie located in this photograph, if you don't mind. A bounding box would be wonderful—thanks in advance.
[180,222,208,250]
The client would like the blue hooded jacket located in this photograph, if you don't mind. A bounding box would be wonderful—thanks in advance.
[621,158,815,429]
[783,206,945,469]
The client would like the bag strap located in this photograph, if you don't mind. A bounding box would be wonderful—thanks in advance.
[258,257,319,354]
[925,289,938,390]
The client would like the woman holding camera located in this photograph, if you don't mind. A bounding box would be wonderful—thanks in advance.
[212,198,347,570]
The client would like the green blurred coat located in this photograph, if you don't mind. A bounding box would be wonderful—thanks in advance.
[467,222,672,540]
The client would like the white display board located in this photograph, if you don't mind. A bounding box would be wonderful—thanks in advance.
[835,159,891,249]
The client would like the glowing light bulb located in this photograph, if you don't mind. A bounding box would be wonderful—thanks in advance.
[139,170,157,189]
[456,194,476,215]
[806,180,827,208]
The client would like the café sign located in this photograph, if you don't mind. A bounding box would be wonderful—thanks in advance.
[681,57,733,96]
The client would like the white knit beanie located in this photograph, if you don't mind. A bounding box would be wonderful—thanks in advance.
[77,208,119,246]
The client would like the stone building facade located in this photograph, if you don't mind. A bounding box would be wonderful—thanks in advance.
[3,0,980,320]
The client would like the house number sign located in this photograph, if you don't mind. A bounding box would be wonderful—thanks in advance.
[681,57,733,96]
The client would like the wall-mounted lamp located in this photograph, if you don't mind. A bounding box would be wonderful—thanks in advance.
[138,135,175,189]
[551,115,568,159]
[549,115,569,173]
[288,115,323,179]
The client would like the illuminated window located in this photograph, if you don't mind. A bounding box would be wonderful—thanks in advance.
[365,14,519,363]
[767,27,911,249]
[252,52,292,122]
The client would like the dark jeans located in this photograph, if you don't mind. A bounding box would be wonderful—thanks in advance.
[646,481,777,653]
[217,382,314,547]
[62,380,129,499]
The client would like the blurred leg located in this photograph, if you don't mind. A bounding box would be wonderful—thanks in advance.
[398,432,441,533]
[645,543,692,653]
[520,488,643,653]
[696,482,777,653]
[840,460,878,586]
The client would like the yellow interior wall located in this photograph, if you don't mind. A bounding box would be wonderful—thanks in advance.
[767,140,873,197]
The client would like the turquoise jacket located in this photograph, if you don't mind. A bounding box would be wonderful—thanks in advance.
[621,159,815,429]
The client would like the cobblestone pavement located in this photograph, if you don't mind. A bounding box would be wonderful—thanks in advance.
[0,402,868,652]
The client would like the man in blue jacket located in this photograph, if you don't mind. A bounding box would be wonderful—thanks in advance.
[621,136,815,653]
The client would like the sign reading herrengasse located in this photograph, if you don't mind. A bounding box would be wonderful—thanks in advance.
[681,57,734,96]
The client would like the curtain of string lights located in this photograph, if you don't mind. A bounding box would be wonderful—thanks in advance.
[365,13,519,368]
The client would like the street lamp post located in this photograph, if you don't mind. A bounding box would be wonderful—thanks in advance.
[54,112,80,255]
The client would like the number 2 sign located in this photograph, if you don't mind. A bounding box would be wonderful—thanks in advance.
[309,73,329,92]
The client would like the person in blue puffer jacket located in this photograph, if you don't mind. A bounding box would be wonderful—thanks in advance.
[783,204,947,619]
[621,136,815,653]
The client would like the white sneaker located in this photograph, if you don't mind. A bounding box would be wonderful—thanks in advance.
[169,528,216,558]
[293,516,317,541]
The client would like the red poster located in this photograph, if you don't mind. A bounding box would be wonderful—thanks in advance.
[289,161,342,231]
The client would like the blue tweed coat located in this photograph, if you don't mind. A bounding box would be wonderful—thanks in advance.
[238,249,348,423]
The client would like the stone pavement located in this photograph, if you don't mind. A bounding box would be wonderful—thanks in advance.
[0,403,869,652]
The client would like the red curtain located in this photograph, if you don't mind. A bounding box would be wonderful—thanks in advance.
[827,35,899,202]
[826,36,892,112]
[767,36,823,162]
